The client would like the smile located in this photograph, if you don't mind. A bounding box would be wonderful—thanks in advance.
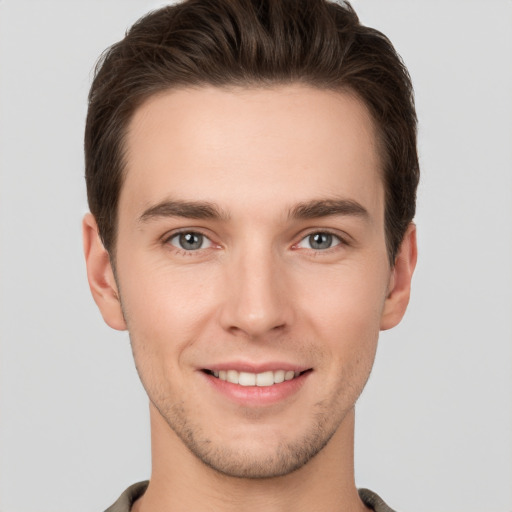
[204,369,307,387]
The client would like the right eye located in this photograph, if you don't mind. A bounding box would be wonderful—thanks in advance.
[295,231,342,251]
[168,231,212,251]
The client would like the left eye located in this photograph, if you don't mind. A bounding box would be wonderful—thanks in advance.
[168,232,212,251]
[297,232,341,250]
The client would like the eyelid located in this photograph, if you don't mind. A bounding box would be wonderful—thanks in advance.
[169,232,211,250]
[162,228,219,251]
[159,227,351,253]
[293,229,350,250]
[162,227,209,241]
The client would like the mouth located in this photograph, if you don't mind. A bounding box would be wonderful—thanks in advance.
[202,368,311,387]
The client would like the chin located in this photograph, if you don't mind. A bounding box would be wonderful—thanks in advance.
[160,399,342,480]
[187,437,334,480]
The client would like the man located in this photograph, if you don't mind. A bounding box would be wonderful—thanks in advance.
[82,0,418,510]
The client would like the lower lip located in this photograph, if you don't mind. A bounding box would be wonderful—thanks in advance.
[201,371,311,406]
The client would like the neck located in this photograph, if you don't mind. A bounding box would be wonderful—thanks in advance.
[133,403,368,512]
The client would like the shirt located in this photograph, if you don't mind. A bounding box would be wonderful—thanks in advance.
[104,481,397,511]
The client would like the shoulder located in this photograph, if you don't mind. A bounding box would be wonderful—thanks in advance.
[358,488,397,512]
[103,482,393,512]
[103,481,149,512]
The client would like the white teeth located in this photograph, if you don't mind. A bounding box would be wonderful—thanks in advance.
[256,371,274,387]
[226,370,239,384]
[285,370,295,381]
[273,370,285,383]
[213,369,302,387]
[239,372,256,386]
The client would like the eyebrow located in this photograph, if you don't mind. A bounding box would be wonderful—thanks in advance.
[288,198,369,220]
[138,199,230,223]
[138,197,368,224]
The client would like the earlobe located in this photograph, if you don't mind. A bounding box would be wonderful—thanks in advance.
[380,223,418,331]
[82,213,127,331]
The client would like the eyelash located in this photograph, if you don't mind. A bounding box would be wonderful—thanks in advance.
[164,230,214,255]
[293,230,347,253]
[163,229,349,256]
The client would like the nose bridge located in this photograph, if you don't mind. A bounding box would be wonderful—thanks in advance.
[220,235,290,338]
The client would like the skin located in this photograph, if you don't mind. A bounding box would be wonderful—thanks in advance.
[83,85,417,512]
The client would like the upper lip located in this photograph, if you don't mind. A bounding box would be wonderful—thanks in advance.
[201,362,311,373]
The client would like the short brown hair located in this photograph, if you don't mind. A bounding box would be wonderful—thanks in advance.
[85,0,419,264]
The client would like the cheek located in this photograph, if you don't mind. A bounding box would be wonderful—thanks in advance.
[297,262,388,334]
[117,260,220,356]
[118,267,216,400]
[294,262,388,386]
[308,280,383,395]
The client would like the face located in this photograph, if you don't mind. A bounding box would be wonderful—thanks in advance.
[85,85,415,479]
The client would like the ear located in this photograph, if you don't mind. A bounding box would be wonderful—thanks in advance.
[82,213,127,331]
[380,223,418,331]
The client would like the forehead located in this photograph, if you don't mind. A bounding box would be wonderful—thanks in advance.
[121,85,383,220]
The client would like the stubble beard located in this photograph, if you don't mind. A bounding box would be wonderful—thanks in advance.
[125,330,354,479]
[124,313,371,481]
[152,395,344,480]
[128,341,369,480]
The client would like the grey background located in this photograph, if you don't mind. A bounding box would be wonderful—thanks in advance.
[1,1,511,511]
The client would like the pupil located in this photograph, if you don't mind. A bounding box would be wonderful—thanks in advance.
[180,232,202,250]
[310,233,332,250]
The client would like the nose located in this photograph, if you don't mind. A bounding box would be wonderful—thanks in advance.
[218,241,293,339]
